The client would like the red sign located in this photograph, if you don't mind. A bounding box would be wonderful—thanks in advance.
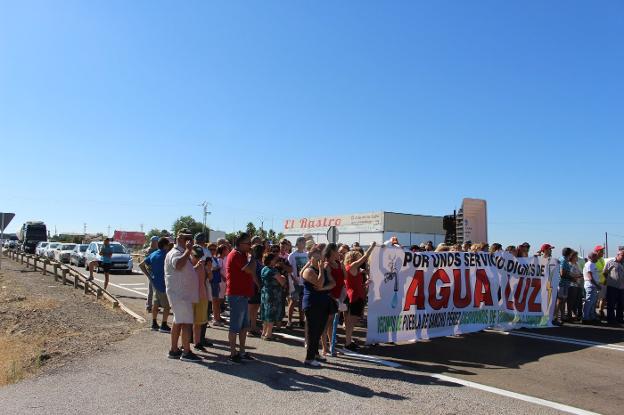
[113,231,146,245]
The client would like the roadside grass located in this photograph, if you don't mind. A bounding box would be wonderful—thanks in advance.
[0,295,59,385]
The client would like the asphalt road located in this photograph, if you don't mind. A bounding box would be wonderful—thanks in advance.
[83,268,624,415]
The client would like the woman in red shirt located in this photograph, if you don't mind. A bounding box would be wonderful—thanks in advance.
[343,242,376,351]
[320,243,346,357]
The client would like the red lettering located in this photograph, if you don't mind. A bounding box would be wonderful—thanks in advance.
[528,278,542,312]
[513,277,531,312]
[284,220,291,230]
[473,269,493,307]
[300,219,308,228]
[452,269,472,308]
[429,269,451,310]
[335,218,342,226]
[403,270,425,311]
[322,217,328,227]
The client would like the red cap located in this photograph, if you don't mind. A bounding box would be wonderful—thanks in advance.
[540,243,554,252]
[594,245,605,252]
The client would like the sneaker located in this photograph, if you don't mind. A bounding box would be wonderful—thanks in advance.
[194,344,207,352]
[314,355,327,363]
[213,321,225,327]
[228,354,242,364]
[180,352,202,362]
[167,349,183,359]
[241,352,255,361]
[200,339,214,347]
[304,360,321,367]
[151,321,160,331]
[159,324,171,333]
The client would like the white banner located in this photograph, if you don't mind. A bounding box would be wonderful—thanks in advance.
[367,247,560,344]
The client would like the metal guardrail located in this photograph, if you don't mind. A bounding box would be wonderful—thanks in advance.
[5,248,117,304]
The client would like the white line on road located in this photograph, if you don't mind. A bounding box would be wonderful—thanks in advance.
[118,283,148,286]
[93,278,147,298]
[277,331,599,415]
[486,329,624,352]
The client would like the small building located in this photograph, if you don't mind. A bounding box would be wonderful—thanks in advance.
[282,211,446,247]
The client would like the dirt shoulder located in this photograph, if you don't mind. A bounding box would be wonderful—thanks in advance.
[0,259,141,386]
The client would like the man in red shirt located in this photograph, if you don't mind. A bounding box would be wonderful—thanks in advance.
[225,233,257,363]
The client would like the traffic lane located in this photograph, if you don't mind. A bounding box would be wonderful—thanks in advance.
[93,270,151,316]
[522,323,624,346]
[361,331,623,415]
[0,329,566,415]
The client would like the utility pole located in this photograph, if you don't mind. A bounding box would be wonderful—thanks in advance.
[107,225,111,237]
[199,201,211,238]
[605,232,609,258]
[83,223,87,235]
[140,223,144,232]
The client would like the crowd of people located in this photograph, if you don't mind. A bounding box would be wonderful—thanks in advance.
[138,231,624,366]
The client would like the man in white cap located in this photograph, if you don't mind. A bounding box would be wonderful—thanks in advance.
[165,228,202,362]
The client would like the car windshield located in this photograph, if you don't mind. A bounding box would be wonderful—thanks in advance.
[80,245,88,252]
[49,243,59,248]
[99,244,127,254]
[61,244,76,250]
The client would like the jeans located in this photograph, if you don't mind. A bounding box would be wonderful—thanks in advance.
[606,286,624,323]
[567,286,581,318]
[583,282,598,321]
[304,302,330,361]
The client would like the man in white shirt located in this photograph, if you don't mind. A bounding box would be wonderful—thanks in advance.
[165,228,202,362]
[287,237,308,328]
[582,252,601,323]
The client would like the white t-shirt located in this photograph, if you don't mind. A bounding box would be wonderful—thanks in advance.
[165,245,200,304]
[583,261,599,284]
[288,251,309,287]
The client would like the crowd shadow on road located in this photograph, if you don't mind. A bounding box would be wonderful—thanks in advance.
[359,326,623,375]
[190,340,458,400]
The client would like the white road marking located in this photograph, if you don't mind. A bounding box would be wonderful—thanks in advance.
[276,331,599,415]
[486,329,624,352]
[428,373,601,415]
[93,278,147,298]
[118,283,148,286]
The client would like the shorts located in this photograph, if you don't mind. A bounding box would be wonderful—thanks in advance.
[249,286,261,305]
[557,285,569,300]
[598,285,607,300]
[210,280,221,299]
[94,261,112,272]
[227,295,249,333]
[290,285,303,303]
[152,289,170,309]
[193,300,209,324]
[347,298,365,317]
[168,296,193,325]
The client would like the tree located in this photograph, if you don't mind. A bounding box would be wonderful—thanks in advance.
[245,222,257,237]
[146,228,170,240]
[172,216,203,237]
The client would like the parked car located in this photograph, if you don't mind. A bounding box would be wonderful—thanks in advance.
[36,241,49,256]
[84,242,133,273]
[54,243,76,263]
[45,242,61,259]
[70,244,89,267]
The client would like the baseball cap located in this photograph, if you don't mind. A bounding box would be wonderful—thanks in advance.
[150,236,159,242]
[192,244,204,258]
[177,228,193,237]
[194,232,207,243]
[540,243,554,252]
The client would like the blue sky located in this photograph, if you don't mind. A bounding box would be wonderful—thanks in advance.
[1,1,623,254]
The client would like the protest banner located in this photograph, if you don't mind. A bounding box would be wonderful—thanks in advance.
[367,247,560,344]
